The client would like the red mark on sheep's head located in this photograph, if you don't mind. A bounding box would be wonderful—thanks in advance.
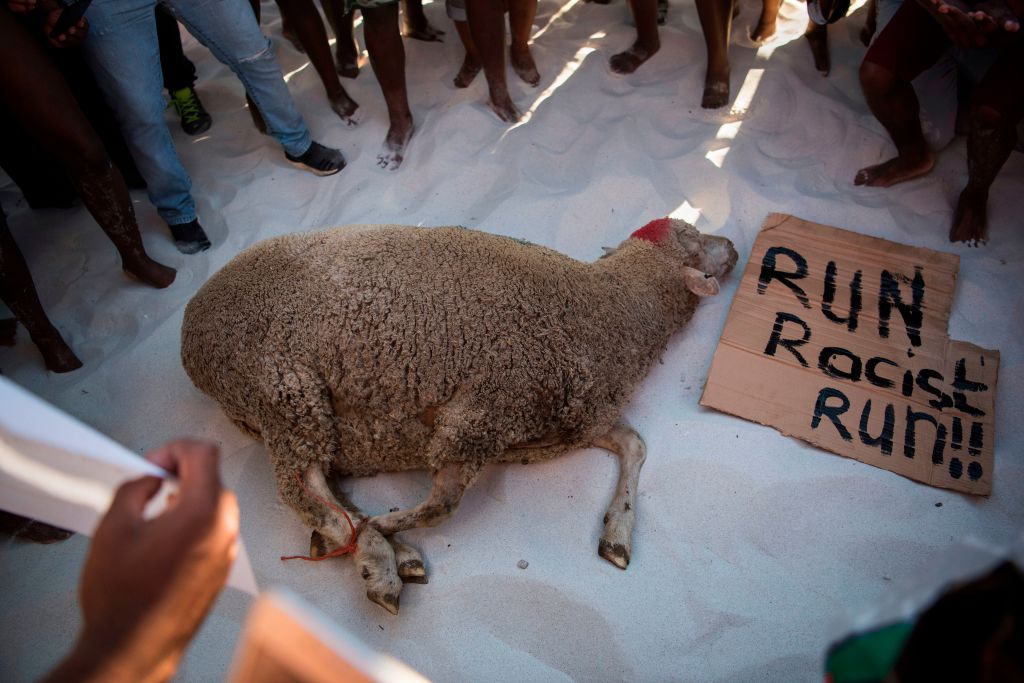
[630,218,672,244]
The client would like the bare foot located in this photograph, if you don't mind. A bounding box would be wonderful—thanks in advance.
[949,187,989,246]
[329,92,360,124]
[805,25,831,75]
[510,45,540,87]
[30,329,82,373]
[609,40,660,75]
[454,54,481,88]
[702,68,730,109]
[489,90,522,123]
[376,118,415,171]
[0,318,15,346]
[751,19,777,43]
[123,253,176,289]
[854,151,934,187]
[402,16,445,41]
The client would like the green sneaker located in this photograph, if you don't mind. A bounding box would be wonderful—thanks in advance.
[170,86,212,136]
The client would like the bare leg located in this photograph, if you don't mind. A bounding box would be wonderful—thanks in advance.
[695,0,733,109]
[860,0,877,46]
[751,0,782,43]
[280,10,305,51]
[804,19,830,75]
[401,0,445,41]
[323,2,361,79]
[466,0,521,122]
[275,0,359,120]
[591,425,646,569]
[951,69,1024,245]
[362,3,415,170]
[453,20,482,87]
[610,0,660,75]
[0,6,175,289]
[73,164,176,288]
[855,61,934,186]
[367,461,484,534]
[508,0,539,86]
[0,213,81,372]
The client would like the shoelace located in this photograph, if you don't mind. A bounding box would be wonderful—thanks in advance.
[173,90,204,123]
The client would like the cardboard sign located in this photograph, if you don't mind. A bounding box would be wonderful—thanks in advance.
[229,590,428,683]
[701,214,999,495]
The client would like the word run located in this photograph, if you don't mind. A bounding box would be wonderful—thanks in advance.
[757,246,988,482]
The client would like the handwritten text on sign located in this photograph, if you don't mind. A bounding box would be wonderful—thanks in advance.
[701,214,999,495]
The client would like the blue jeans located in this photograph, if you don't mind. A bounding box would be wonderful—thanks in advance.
[83,0,313,225]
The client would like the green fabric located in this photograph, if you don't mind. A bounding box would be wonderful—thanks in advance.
[824,621,913,683]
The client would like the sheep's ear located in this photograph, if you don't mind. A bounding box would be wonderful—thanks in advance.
[683,267,720,296]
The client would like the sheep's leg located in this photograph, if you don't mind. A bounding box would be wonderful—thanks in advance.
[312,530,427,583]
[591,424,646,569]
[299,465,406,614]
[366,461,484,535]
[310,474,428,585]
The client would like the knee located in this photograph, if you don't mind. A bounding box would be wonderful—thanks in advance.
[859,59,898,97]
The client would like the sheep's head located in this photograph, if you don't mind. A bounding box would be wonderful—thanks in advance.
[627,218,738,296]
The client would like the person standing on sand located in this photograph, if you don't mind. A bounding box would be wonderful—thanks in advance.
[1,1,175,373]
[316,0,417,169]
[448,0,541,123]
[856,0,1024,245]
[76,0,346,255]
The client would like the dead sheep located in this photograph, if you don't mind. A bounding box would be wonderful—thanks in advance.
[181,219,737,613]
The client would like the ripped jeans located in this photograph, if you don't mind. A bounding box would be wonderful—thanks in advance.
[83,0,312,225]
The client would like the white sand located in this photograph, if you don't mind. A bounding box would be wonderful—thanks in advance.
[2,0,1023,680]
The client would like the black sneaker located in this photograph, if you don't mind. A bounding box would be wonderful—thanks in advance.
[170,87,212,136]
[286,141,346,176]
[169,219,211,254]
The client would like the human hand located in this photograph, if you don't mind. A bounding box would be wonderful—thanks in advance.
[44,439,239,683]
[970,0,1021,34]
[6,0,37,13]
[44,8,89,48]
[921,0,1021,45]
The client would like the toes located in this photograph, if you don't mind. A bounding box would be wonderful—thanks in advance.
[598,539,630,569]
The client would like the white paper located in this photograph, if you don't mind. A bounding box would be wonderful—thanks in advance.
[0,376,258,595]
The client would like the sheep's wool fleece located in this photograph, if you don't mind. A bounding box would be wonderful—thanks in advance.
[181,225,701,482]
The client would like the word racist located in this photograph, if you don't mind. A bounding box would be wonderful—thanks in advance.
[757,246,989,482]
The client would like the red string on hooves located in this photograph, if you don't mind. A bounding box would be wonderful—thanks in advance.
[280,472,365,562]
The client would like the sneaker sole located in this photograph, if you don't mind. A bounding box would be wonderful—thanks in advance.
[287,159,344,177]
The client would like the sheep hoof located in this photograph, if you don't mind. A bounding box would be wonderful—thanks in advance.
[368,590,401,615]
[398,559,428,584]
[309,530,329,558]
[391,537,428,584]
[598,539,630,569]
